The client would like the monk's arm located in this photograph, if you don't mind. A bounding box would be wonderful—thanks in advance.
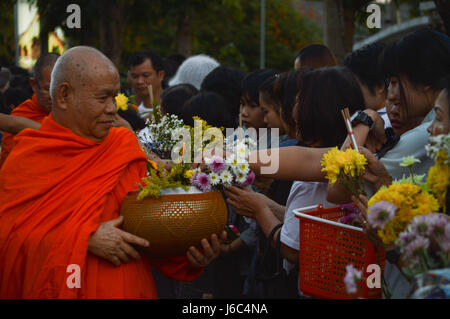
[249,146,329,182]
[0,114,40,134]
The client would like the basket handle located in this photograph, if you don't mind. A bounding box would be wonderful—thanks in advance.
[294,209,363,232]
[295,204,322,213]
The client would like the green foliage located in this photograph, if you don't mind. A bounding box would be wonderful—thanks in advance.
[137,163,191,200]
[0,0,16,65]
[15,0,321,77]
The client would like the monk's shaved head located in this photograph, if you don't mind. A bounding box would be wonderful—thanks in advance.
[50,46,117,100]
[50,46,120,142]
[34,53,59,83]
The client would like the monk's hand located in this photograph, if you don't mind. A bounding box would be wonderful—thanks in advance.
[187,231,227,268]
[88,216,150,267]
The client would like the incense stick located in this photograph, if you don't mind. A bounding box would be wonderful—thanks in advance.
[341,107,359,152]
[147,84,154,106]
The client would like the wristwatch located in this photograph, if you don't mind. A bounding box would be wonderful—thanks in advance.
[351,110,374,130]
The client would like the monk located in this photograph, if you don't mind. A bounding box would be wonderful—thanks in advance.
[0,46,224,299]
[0,53,59,169]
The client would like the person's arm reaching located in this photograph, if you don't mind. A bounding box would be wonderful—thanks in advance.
[0,114,40,134]
[248,146,329,182]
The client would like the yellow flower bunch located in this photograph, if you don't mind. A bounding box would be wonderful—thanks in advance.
[115,93,129,111]
[426,162,449,212]
[188,116,224,160]
[321,147,367,185]
[368,183,439,246]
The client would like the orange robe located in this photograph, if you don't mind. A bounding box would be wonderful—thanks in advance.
[0,94,49,170]
[0,114,201,298]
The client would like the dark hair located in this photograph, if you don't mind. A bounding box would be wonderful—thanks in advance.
[380,28,450,90]
[258,74,279,110]
[295,44,337,69]
[4,87,30,109]
[160,84,199,116]
[164,54,186,81]
[127,50,165,73]
[272,69,305,132]
[33,53,59,82]
[241,69,278,105]
[180,92,235,128]
[380,28,450,116]
[201,66,245,122]
[295,66,365,147]
[344,43,386,94]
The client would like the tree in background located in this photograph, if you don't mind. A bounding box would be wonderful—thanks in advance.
[2,0,321,75]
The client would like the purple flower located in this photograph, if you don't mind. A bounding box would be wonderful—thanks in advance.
[209,155,225,174]
[340,213,359,225]
[344,264,362,294]
[241,171,256,187]
[398,230,414,246]
[404,236,430,258]
[367,201,397,229]
[445,223,450,239]
[195,172,211,192]
[190,172,200,187]
[340,203,360,216]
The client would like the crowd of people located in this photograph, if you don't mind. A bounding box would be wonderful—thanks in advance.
[0,26,449,299]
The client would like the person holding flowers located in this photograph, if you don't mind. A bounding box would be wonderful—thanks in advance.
[226,66,365,297]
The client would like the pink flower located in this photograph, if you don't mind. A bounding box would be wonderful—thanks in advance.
[367,201,397,229]
[344,264,362,294]
[195,172,211,192]
[404,236,430,258]
[241,171,255,187]
[209,156,225,174]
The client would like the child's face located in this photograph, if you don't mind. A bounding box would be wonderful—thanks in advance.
[240,95,266,129]
[427,89,449,136]
[259,93,285,135]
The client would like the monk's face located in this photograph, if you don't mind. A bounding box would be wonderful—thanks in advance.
[30,66,53,112]
[69,64,120,142]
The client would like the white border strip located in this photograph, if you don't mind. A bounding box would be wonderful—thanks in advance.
[293,208,363,233]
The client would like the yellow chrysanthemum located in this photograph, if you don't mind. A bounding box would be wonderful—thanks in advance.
[184,170,194,179]
[115,93,129,111]
[427,164,450,211]
[320,147,367,185]
[368,182,439,246]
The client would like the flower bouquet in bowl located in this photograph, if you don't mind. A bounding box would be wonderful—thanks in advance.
[120,114,257,256]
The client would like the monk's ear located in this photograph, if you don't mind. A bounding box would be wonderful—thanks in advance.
[55,82,72,111]
[29,78,37,94]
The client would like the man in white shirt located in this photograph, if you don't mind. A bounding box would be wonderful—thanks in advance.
[127,50,165,118]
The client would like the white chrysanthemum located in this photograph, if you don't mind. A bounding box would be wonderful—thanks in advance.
[236,171,247,184]
[209,172,221,186]
[220,170,233,184]
[237,162,250,175]
[193,167,201,174]
[226,155,239,168]
[236,142,248,160]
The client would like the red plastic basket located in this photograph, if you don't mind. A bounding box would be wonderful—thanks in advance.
[294,204,385,299]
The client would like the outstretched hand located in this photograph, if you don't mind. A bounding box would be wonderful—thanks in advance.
[187,231,227,268]
[224,186,267,219]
